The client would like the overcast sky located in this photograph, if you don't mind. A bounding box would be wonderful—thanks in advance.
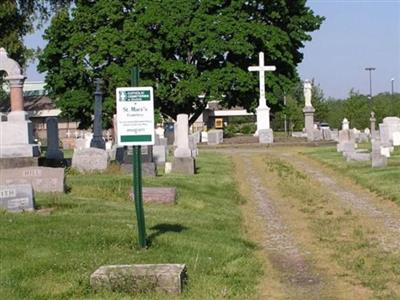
[24,0,400,99]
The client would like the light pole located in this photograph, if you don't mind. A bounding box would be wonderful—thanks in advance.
[391,78,395,113]
[391,78,395,96]
[365,67,376,111]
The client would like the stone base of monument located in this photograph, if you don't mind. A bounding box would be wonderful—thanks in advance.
[72,148,108,172]
[0,167,65,193]
[172,157,195,175]
[131,187,177,204]
[120,162,157,177]
[0,183,35,212]
[258,129,273,144]
[0,112,40,158]
[90,264,187,295]
[0,157,38,169]
[46,149,64,161]
[346,152,371,162]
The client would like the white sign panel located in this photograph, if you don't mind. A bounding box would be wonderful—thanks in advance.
[116,87,155,146]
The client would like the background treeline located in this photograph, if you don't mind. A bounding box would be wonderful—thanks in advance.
[272,85,400,131]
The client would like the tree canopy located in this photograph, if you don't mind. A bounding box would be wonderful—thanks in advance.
[38,0,324,128]
[0,0,70,66]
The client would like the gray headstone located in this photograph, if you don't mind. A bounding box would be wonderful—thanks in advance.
[342,142,355,158]
[90,264,187,295]
[174,114,192,158]
[132,187,177,204]
[188,134,198,157]
[46,117,64,160]
[0,167,64,192]
[120,162,157,177]
[207,129,223,145]
[258,128,273,144]
[72,148,108,172]
[153,145,167,166]
[312,128,322,141]
[172,157,195,175]
[346,152,371,162]
[321,128,332,140]
[0,183,34,212]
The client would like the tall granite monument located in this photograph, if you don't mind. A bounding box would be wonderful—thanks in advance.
[172,114,195,174]
[0,48,39,162]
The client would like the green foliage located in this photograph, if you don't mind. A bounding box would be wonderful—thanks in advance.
[0,1,70,67]
[38,0,324,128]
[325,91,400,129]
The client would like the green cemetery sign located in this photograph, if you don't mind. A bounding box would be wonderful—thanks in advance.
[116,87,155,146]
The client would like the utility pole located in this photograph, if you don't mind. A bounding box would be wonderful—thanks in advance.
[365,67,376,111]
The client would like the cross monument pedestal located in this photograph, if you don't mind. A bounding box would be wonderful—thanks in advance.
[248,52,276,144]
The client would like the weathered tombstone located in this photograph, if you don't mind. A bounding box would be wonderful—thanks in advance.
[380,146,391,158]
[132,187,177,204]
[331,129,339,142]
[207,129,223,145]
[45,117,64,160]
[201,131,208,143]
[0,167,64,192]
[0,48,39,161]
[379,123,391,146]
[383,117,400,145]
[321,128,332,140]
[0,183,34,212]
[393,132,400,147]
[153,145,167,167]
[119,146,157,177]
[188,134,198,158]
[312,128,322,141]
[90,79,106,149]
[259,129,274,144]
[90,264,187,295]
[248,51,275,143]
[346,150,371,162]
[302,80,315,142]
[72,148,108,172]
[337,118,351,152]
[172,114,195,174]
[342,141,356,159]
[371,139,387,168]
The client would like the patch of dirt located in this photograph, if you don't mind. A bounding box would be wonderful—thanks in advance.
[241,156,325,297]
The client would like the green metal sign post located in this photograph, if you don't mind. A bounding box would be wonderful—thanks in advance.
[131,67,146,248]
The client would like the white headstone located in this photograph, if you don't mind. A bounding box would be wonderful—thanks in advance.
[174,114,191,158]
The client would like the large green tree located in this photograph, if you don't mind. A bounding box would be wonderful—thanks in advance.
[38,0,324,128]
[0,1,70,66]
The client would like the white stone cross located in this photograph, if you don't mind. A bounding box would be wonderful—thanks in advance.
[248,52,276,108]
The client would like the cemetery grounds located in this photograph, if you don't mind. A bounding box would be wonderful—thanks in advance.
[1,145,400,299]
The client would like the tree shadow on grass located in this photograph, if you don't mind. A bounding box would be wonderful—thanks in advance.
[147,223,188,246]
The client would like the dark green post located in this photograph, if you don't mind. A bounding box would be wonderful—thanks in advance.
[131,67,146,248]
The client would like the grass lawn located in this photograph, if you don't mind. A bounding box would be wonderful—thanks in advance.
[0,152,262,299]
[303,146,400,204]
